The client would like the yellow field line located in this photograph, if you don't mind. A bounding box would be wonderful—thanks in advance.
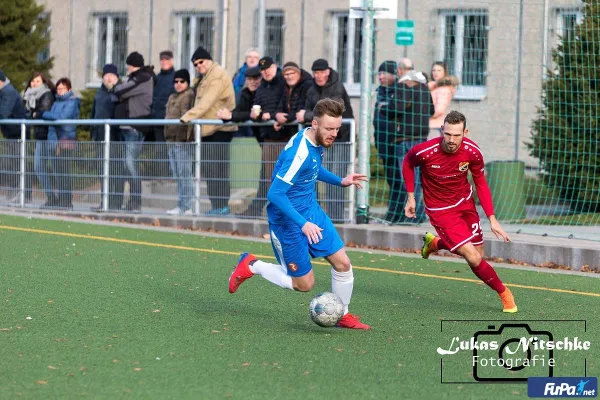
[1,224,599,298]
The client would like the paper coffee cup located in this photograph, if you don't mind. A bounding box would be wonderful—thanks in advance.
[252,105,262,113]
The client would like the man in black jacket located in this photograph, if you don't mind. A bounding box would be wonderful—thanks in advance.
[243,56,286,217]
[297,59,355,222]
[0,70,27,201]
[217,66,261,141]
[396,70,435,223]
[90,64,125,211]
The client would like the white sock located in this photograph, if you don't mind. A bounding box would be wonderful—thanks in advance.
[331,267,354,315]
[249,260,293,290]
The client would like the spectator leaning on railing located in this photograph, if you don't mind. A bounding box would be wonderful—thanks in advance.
[164,69,195,216]
[0,70,27,202]
[23,72,55,204]
[180,46,237,216]
[41,77,80,210]
[114,51,155,212]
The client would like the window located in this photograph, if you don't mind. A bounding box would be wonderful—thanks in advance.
[176,12,215,71]
[36,13,51,64]
[439,10,488,100]
[555,9,583,45]
[254,10,285,65]
[331,12,376,95]
[89,13,128,84]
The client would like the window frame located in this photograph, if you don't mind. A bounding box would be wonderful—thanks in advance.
[87,12,129,87]
[330,11,376,97]
[438,9,489,101]
[253,9,285,66]
[174,11,216,72]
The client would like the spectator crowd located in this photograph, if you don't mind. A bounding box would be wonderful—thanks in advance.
[0,47,457,222]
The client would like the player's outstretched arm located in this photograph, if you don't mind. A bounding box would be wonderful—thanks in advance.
[489,215,511,242]
[341,173,368,188]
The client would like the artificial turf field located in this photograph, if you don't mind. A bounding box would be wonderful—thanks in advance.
[0,214,598,399]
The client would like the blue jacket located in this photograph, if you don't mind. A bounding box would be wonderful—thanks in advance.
[0,81,27,139]
[232,63,248,94]
[43,91,80,141]
[151,68,175,119]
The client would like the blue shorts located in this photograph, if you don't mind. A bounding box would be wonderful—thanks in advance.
[268,207,345,278]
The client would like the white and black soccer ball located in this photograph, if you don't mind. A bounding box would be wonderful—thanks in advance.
[309,292,344,327]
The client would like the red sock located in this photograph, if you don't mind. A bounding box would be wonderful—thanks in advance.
[471,259,506,293]
[437,238,450,251]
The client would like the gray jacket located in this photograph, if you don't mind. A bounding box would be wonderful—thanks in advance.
[114,66,155,124]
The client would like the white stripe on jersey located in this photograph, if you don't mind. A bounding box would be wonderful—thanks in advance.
[416,143,440,156]
[278,132,309,185]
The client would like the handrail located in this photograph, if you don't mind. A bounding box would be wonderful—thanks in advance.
[0,118,355,126]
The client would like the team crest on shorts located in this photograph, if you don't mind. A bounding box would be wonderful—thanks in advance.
[458,161,469,172]
[288,262,298,272]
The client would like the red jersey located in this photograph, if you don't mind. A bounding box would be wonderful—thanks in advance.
[402,136,495,217]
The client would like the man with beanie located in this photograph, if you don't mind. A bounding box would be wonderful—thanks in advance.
[165,69,195,215]
[0,70,27,200]
[373,60,405,223]
[90,64,125,211]
[297,59,354,223]
[180,46,237,216]
[114,51,155,212]
[151,50,175,142]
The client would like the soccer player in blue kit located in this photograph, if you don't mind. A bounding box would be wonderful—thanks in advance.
[228,98,370,330]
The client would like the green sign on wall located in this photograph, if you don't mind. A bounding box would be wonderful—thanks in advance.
[396,20,414,46]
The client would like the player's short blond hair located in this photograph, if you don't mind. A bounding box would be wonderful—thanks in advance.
[313,98,345,120]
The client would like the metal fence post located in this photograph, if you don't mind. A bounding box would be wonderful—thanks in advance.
[19,123,26,208]
[102,123,110,212]
[194,123,201,215]
[348,120,357,224]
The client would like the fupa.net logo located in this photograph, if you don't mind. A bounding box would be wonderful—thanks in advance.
[528,377,598,398]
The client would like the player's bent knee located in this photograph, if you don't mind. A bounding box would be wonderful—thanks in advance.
[292,276,315,292]
[332,257,352,273]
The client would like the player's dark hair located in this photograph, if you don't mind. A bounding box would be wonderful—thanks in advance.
[55,77,72,91]
[444,110,467,130]
[312,98,345,120]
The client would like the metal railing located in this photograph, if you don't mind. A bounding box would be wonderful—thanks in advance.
[0,118,356,223]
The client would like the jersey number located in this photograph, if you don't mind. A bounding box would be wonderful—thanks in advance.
[471,222,481,235]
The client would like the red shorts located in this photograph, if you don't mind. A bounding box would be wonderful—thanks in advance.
[427,200,483,253]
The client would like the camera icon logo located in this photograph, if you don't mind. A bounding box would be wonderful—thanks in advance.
[473,323,554,382]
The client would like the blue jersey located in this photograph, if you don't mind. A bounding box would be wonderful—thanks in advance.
[267,128,323,225]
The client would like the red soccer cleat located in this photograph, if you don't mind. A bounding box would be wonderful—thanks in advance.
[336,313,371,330]
[229,252,256,294]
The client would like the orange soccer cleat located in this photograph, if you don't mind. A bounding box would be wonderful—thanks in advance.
[499,287,518,313]
[228,252,256,294]
[336,313,371,330]
[421,232,440,259]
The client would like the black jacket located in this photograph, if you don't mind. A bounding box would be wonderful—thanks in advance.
[151,68,175,119]
[226,87,261,141]
[275,69,313,140]
[253,69,286,140]
[30,91,55,140]
[0,82,27,139]
[90,84,120,141]
[303,68,354,142]
[396,81,435,141]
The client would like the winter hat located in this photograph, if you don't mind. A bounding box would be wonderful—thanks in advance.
[244,66,261,78]
[258,56,274,70]
[126,51,144,68]
[160,50,174,60]
[378,60,397,75]
[191,46,212,62]
[282,61,300,73]
[174,69,191,85]
[102,64,119,77]
[0,70,6,82]
[311,59,329,71]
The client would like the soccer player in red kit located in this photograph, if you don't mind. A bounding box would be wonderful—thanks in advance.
[402,110,517,313]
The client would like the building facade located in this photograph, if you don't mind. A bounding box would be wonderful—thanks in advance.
[38,0,583,165]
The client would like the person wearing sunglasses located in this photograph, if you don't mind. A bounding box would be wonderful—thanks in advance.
[165,69,195,215]
[180,46,237,216]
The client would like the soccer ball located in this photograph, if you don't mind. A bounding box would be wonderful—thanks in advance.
[309,292,344,327]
